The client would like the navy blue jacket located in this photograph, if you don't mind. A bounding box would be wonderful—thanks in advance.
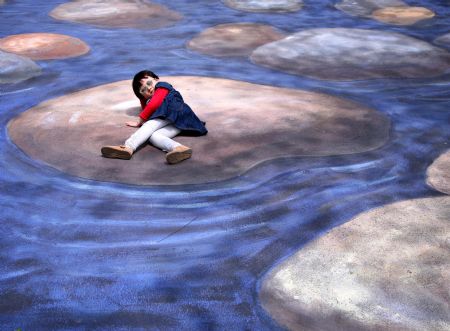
[148,81,207,136]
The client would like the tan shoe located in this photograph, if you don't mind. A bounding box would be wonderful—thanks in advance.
[101,145,133,160]
[166,145,192,164]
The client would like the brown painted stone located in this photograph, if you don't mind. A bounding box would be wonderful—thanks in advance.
[187,23,285,57]
[223,0,303,13]
[427,150,450,195]
[372,6,435,25]
[0,33,89,60]
[261,197,450,331]
[8,76,390,185]
[49,0,182,29]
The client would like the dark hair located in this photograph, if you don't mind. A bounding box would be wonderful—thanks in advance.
[132,70,159,100]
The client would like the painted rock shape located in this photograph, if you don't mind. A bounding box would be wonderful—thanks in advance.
[0,50,41,84]
[435,33,450,49]
[426,150,450,195]
[250,28,450,80]
[8,76,389,185]
[372,6,435,25]
[335,0,407,17]
[223,0,303,13]
[49,0,182,29]
[187,23,285,57]
[0,33,89,60]
[260,196,450,331]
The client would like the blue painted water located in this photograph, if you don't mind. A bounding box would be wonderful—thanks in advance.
[0,0,449,329]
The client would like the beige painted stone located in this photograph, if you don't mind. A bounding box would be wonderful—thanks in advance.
[8,76,389,185]
[0,33,89,60]
[372,6,435,25]
[223,0,303,13]
[49,0,182,29]
[187,23,285,57]
[260,197,450,331]
[427,150,450,195]
[335,0,407,17]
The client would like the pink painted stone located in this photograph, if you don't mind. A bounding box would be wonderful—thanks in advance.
[372,6,435,25]
[0,33,89,60]
[187,23,285,57]
[49,0,182,29]
[8,76,389,185]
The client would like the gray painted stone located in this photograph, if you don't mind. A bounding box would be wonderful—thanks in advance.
[0,50,41,84]
[260,196,450,331]
[49,0,182,29]
[335,0,406,17]
[250,28,450,80]
[435,33,450,50]
[223,0,303,13]
[427,150,450,195]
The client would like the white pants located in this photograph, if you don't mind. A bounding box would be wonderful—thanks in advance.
[124,118,181,152]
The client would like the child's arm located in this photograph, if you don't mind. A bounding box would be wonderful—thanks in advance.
[126,88,169,127]
[139,87,169,120]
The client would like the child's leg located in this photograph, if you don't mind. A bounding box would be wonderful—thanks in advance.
[124,118,171,151]
[150,125,192,164]
[148,125,182,152]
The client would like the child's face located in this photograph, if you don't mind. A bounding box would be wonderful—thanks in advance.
[139,76,157,99]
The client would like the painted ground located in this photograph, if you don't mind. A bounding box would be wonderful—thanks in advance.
[0,0,449,330]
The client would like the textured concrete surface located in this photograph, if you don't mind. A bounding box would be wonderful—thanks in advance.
[260,196,450,331]
[8,76,390,185]
[49,0,182,29]
[0,50,41,84]
[250,28,450,80]
[187,23,285,57]
[223,0,303,13]
[0,33,89,60]
[372,6,435,25]
[427,150,450,195]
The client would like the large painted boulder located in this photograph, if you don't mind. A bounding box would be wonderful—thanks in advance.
[426,150,450,195]
[261,196,450,331]
[250,28,450,80]
[8,76,390,185]
[187,23,285,57]
[223,0,303,13]
[49,0,182,29]
[0,33,89,60]
[0,50,41,84]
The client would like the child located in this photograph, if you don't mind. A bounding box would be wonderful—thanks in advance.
[101,70,207,164]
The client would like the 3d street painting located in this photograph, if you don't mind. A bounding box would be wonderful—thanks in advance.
[0,0,449,330]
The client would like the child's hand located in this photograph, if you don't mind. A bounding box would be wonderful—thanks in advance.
[126,119,143,127]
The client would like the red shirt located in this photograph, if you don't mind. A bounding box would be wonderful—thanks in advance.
[139,87,169,121]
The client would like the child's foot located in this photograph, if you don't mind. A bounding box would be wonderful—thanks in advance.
[101,145,133,160]
[166,145,192,164]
